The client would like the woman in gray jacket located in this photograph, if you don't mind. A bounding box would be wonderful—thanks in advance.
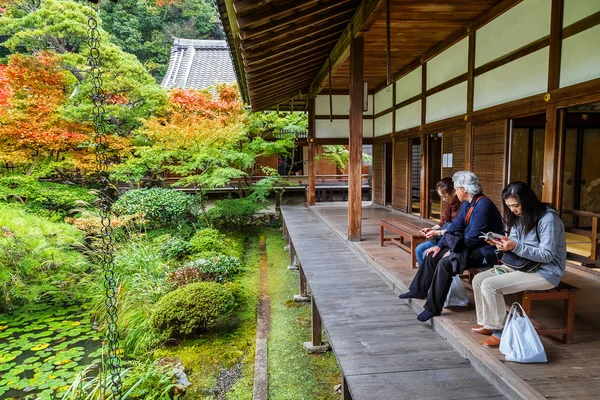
[471,181,567,348]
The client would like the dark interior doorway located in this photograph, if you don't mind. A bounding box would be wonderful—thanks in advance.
[509,114,546,199]
[427,133,442,220]
[410,138,421,215]
[384,142,393,205]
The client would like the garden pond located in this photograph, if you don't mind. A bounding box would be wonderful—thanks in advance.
[0,303,102,399]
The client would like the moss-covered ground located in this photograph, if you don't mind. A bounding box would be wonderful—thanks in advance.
[154,228,340,400]
[266,230,341,400]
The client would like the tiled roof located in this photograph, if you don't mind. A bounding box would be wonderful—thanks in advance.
[160,38,237,90]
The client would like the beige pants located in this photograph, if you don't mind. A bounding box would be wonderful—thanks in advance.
[473,269,554,330]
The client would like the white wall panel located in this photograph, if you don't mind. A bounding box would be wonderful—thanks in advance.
[374,113,393,137]
[396,67,422,104]
[314,94,374,115]
[560,25,600,88]
[474,48,549,111]
[427,38,469,89]
[426,82,467,123]
[395,100,421,132]
[315,95,349,115]
[375,85,393,113]
[315,120,349,138]
[476,0,551,68]
[563,0,600,27]
[363,119,374,137]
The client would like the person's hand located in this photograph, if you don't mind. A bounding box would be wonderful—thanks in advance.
[425,245,441,258]
[442,251,451,258]
[419,228,432,235]
[484,238,501,246]
[495,236,517,251]
[424,229,439,239]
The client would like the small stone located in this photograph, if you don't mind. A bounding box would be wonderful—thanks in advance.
[334,384,342,393]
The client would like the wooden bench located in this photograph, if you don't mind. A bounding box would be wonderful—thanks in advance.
[562,209,599,266]
[520,281,579,344]
[464,268,579,344]
[379,218,433,269]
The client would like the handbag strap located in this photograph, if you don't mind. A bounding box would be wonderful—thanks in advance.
[465,195,486,226]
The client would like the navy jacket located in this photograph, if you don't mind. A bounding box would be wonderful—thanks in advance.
[437,193,504,264]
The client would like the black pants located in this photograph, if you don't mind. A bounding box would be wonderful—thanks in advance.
[409,246,486,315]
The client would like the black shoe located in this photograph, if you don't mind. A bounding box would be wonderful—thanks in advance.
[399,291,425,299]
[417,309,435,322]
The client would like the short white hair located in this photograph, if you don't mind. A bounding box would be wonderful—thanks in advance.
[452,171,482,195]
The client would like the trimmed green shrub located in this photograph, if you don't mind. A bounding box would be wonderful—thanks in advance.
[156,235,191,260]
[171,255,243,286]
[206,198,260,227]
[189,228,244,260]
[0,176,96,220]
[151,282,235,337]
[113,188,194,228]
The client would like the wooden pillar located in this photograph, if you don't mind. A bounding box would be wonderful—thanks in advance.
[348,35,364,241]
[299,266,308,297]
[307,99,316,206]
[542,104,559,205]
[311,297,322,346]
[420,133,428,218]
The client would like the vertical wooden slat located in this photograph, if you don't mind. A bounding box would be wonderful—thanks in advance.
[555,109,566,212]
[503,119,512,186]
[393,138,408,212]
[465,122,473,171]
[348,35,364,241]
[472,120,506,208]
[307,98,316,206]
[420,134,428,218]
[548,0,564,91]
[372,143,384,205]
[542,104,559,205]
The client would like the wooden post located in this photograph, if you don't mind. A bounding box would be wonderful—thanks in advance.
[299,266,308,297]
[542,104,559,205]
[385,0,392,86]
[307,98,316,206]
[467,32,476,114]
[342,375,352,400]
[348,35,364,241]
[311,297,322,346]
[465,122,473,171]
[548,0,564,91]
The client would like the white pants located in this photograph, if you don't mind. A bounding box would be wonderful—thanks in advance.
[473,269,554,330]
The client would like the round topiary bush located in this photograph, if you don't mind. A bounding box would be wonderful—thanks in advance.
[152,282,235,337]
[189,228,244,260]
[113,188,194,228]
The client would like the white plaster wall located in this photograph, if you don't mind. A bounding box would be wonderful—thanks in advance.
[475,0,551,68]
[560,25,600,88]
[563,0,600,27]
[426,82,467,123]
[396,67,422,104]
[315,119,349,138]
[374,113,393,137]
[395,100,421,132]
[474,48,549,111]
[314,94,374,115]
[363,119,374,137]
[315,95,349,115]
[375,85,393,114]
[314,119,374,138]
[427,38,469,89]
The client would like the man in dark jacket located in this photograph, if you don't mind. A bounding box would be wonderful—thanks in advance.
[399,171,504,322]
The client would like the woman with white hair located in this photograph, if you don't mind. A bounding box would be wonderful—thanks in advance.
[399,171,505,322]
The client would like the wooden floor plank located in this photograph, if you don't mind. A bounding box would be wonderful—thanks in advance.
[281,205,506,400]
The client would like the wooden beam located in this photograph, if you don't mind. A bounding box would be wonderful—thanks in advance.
[548,0,564,91]
[562,10,600,39]
[311,297,322,346]
[348,35,364,242]
[385,0,391,86]
[241,16,351,53]
[243,31,341,64]
[246,49,331,74]
[243,36,339,67]
[308,0,385,98]
[421,63,427,125]
[246,57,325,80]
[236,0,317,30]
[425,73,468,98]
[239,1,354,41]
[467,32,476,113]
[474,36,549,77]
[250,64,322,87]
[307,98,316,206]
[233,0,274,16]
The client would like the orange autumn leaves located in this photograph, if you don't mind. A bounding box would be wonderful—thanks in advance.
[144,85,245,151]
[0,52,87,165]
[0,52,129,171]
